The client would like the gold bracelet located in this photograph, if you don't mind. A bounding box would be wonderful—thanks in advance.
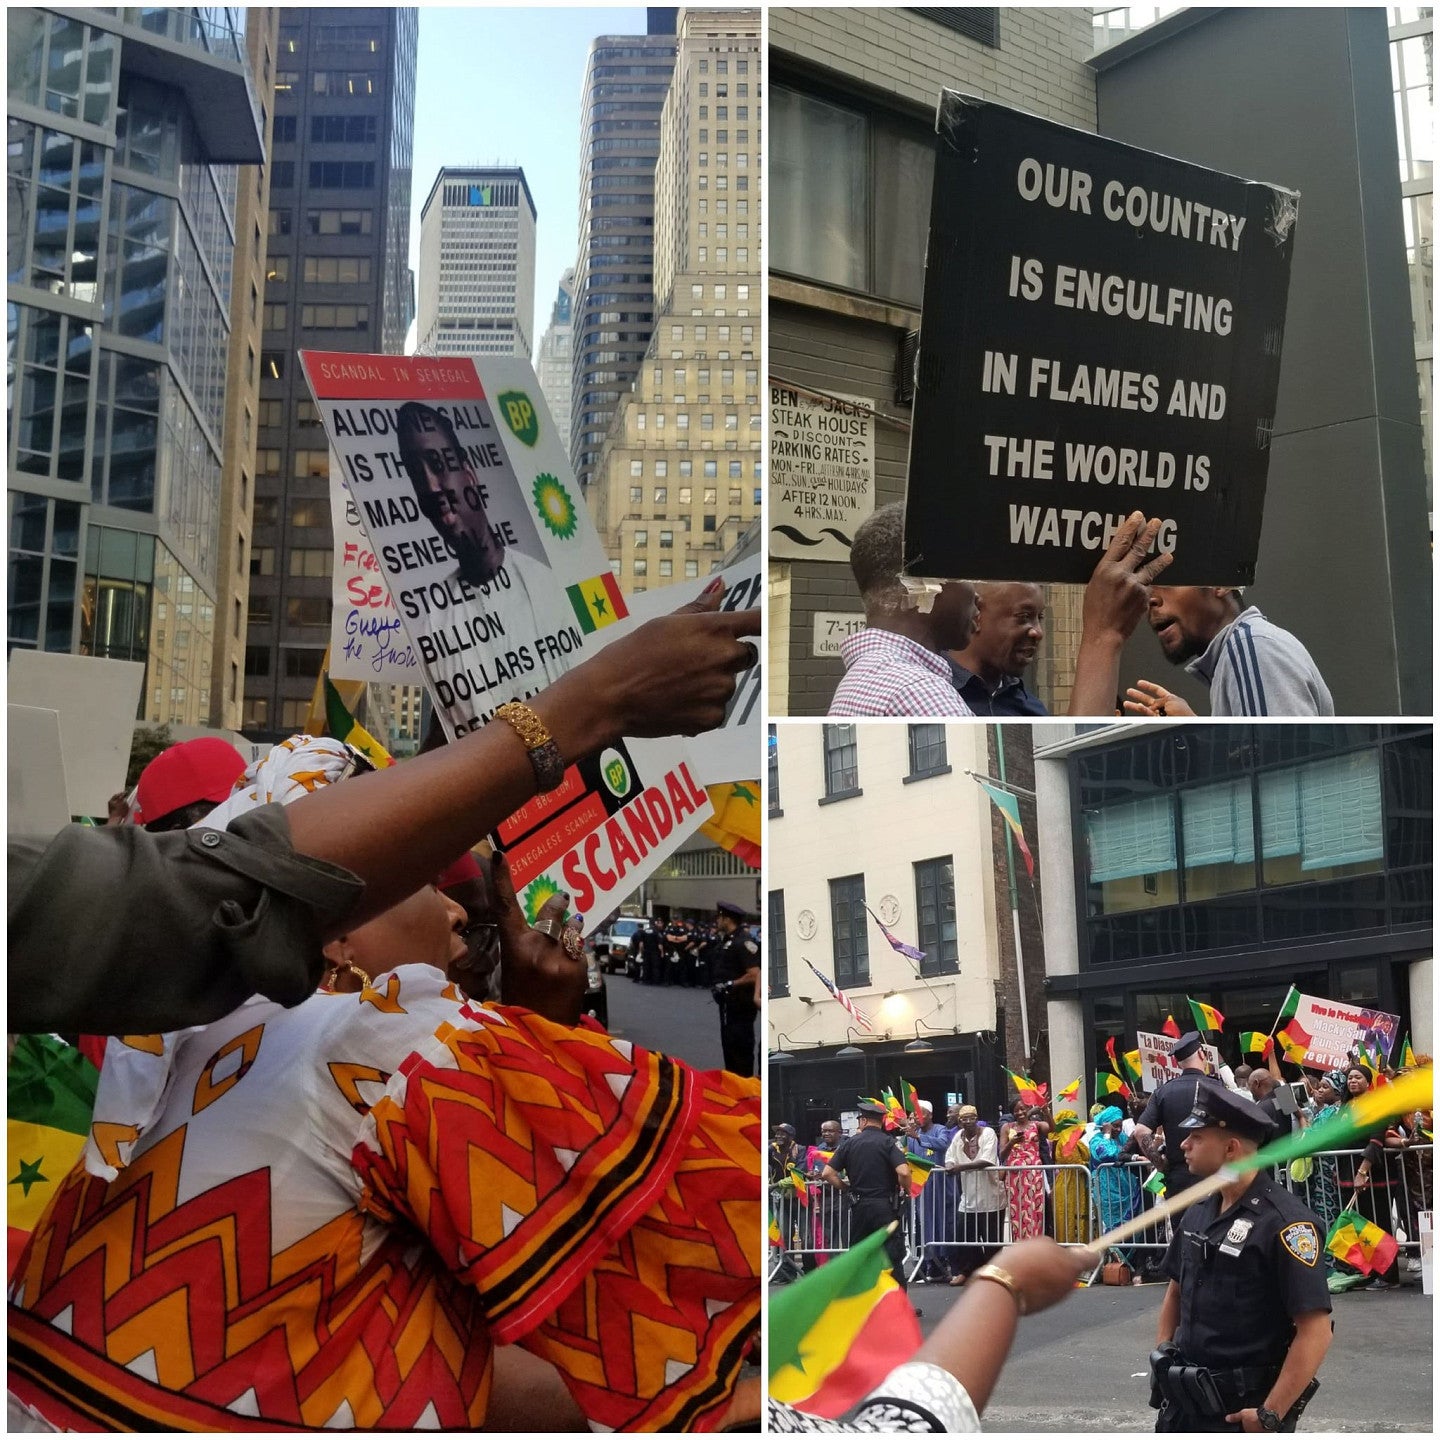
[971,1262,1027,1315]
[493,701,565,792]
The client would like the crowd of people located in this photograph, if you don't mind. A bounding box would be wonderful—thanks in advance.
[8,590,764,1433]
[828,503,1333,719]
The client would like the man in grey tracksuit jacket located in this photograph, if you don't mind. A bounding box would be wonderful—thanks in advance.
[1128,588,1334,717]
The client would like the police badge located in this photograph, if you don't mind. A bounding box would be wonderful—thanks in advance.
[1281,1221,1320,1266]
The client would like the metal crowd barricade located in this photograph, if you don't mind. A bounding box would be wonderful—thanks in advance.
[769,1146,1432,1284]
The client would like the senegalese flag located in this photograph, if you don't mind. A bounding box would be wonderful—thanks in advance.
[1188,997,1226,1034]
[1144,1169,1167,1197]
[1051,1113,1086,1160]
[904,1079,924,1128]
[323,675,393,769]
[973,776,1035,878]
[1095,1070,1131,1100]
[1162,1014,1182,1039]
[1056,1078,1081,1110]
[1240,1031,1274,1058]
[1325,1208,1399,1276]
[1353,1045,1388,1087]
[903,1150,938,1198]
[880,1088,906,1132]
[769,1211,784,1248]
[1125,1049,1143,1086]
[1004,1068,1048,1106]
[770,1223,922,1418]
[1275,1002,1314,1064]
[1106,1036,1141,1089]
[1400,1035,1418,1070]
[700,781,760,869]
[788,1166,810,1209]
[566,570,629,633]
[8,1035,99,1279]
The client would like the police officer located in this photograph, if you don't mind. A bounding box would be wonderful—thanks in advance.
[664,915,689,985]
[822,1101,912,1290]
[709,901,759,1076]
[1134,1031,1213,1199]
[639,917,667,986]
[1150,1081,1332,1433]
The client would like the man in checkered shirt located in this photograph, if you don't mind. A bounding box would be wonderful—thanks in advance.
[829,503,1172,717]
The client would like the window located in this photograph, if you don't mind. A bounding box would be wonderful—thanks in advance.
[283,647,326,679]
[768,723,781,815]
[1259,753,1385,885]
[679,461,692,478]
[634,529,648,548]
[634,557,648,576]
[250,547,275,576]
[255,447,282,476]
[310,114,378,144]
[288,548,332,577]
[272,115,297,144]
[244,643,271,677]
[292,450,329,479]
[768,890,789,997]
[659,559,672,577]
[823,724,860,798]
[300,303,369,330]
[306,208,372,236]
[267,208,291,236]
[1085,795,1179,913]
[1180,778,1256,899]
[261,302,287,330]
[257,399,284,428]
[829,874,870,987]
[630,460,643,478]
[269,160,294,188]
[685,560,698,578]
[286,596,331,627]
[659,530,673,548]
[290,499,326,527]
[908,725,948,777]
[703,515,716,533]
[629,485,642,503]
[654,459,667,478]
[679,486,692,504]
[261,350,285,380]
[914,858,959,975]
[303,256,372,284]
[654,486,667,504]
[252,497,280,526]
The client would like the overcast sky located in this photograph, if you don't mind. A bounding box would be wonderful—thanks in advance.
[407,6,647,351]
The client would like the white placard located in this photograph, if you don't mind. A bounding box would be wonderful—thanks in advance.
[7,652,145,816]
[8,705,72,837]
[1136,1030,1223,1094]
[769,385,876,562]
[812,610,865,657]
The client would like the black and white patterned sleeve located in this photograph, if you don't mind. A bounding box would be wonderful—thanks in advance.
[766,1363,980,1433]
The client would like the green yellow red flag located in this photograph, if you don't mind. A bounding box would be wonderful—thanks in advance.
[699,781,760,868]
[323,675,393,769]
[1187,997,1225,1033]
[1325,1208,1398,1276]
[566,571,629,634]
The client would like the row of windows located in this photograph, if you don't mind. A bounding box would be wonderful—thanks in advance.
[261,303,369,332]
[250,546,332,578]
[766,725,952,813]
[268,208,373,237]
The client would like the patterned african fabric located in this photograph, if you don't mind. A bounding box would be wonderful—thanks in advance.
[1002,1123,1046,1241]
[8,965,760,1432]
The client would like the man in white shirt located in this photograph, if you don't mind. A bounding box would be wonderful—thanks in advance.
[944,1105,1006,1284]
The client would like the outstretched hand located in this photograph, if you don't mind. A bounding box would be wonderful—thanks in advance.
[1082,513,1174,644]
[1122,680,1197,717]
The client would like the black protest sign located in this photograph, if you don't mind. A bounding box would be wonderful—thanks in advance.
[904,93,1298,586]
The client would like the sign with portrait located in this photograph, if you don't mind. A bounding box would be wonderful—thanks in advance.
[1136,1030,1222,1094]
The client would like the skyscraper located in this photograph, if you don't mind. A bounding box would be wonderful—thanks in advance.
[536,268,576,439]
[588,8,762,592]
[417,166,537,357]
[571,16,677,492]
[8,8,267,729]
[244,7,417,738]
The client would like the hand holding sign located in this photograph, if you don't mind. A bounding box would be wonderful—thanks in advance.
[492,851,585,1024]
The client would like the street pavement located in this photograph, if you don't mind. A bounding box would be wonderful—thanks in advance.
[603,970,727,1071]
[905,1276,1433,1433]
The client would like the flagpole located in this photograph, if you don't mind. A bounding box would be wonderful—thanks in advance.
[862,905,948,1010]
[994,729,1031,1060]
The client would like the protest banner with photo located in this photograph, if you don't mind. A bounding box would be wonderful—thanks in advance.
[1281,992,1401,1073]
[905,92,1299,586]
[769,384,876,561]
[326,454,419,683]
[1136,1030,1222,1094]
[606,555,761,786]
[298,351,712,930]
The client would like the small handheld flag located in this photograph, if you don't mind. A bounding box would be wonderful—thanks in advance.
[1325,1208,1398,1276]
[1240,1031,1274,1059]
[1004,1067,1048,1106]
[1056,1078,1081,1109]
[1162,1014,1182,1039]
[1400,1035,1418,1069]
[1187,997,1225,1034]
[323,676,394,769]
[1095,1070,1131,1101]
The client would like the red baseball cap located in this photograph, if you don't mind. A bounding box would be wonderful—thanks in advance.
[135,738,247,826]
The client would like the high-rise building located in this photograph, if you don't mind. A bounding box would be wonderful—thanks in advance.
[417,166,537,357]
[8,8,267,728]
[571,16,677,492]
[536,269,576,438]
[588,8,762,592]
[244,7,418,738]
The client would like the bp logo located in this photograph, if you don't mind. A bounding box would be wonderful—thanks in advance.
[522,874,563,926]
[599,748,632,799]
[498,391,539,447]
[533,473,578,539]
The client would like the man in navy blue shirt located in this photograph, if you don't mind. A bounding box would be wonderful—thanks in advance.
[947,582,1050,716]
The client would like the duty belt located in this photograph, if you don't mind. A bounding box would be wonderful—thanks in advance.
[1149,1349,1281,1416]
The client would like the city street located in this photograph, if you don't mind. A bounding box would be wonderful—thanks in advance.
[766,1277,1432,1432]
[603,971,728,1073]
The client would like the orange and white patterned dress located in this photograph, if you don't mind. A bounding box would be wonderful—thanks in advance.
[9,965,760,1431]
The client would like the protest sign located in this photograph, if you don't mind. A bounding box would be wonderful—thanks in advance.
[769,385,876,561]
[8,706,71,837]
[1282,992,1401,1073]
[326,453,419,683]
[606,555,761,786]
[298,351,711,931]
[905,92,1299,586]
[8,651,145,816]
[1136,1030,1222,1094]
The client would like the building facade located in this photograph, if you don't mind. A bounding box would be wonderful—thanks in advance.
[1036,722,1433,1112]
[767,8,1097,716]
[416,165,537,358]
[571,20,677,492]
[767,722,1043,1137]
[8,7,266,728]
[243,7,417,738]
[587,7,762,593]
[536,268,576,439]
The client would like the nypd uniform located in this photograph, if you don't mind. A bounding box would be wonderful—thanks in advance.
[827,1102,910,1288]
[711,902,759,1076]
[1137,1032,1212,1197]
[1153,1084,1331,1433]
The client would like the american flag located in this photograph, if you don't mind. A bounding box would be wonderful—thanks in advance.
[803,958,873,1031]
[865,905,926,965]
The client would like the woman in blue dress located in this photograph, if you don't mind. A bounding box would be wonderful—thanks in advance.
[1088,1105,1141,1268]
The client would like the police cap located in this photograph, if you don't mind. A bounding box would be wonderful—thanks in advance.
[1178,1081,1277,1145]
[856,1099,887,1117]
[1171,1030,1204,1061]
[716,900,752,921]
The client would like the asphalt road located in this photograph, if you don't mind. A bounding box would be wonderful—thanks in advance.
[603,969,734,1072]
[904,1277,1433,1433]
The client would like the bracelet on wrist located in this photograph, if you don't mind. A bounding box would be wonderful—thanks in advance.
[970,1262,1027,1316]
[493,701,566,792]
